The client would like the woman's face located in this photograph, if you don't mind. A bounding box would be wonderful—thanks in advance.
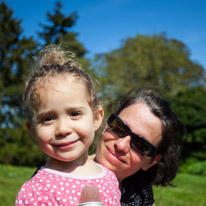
[96,102,162,182]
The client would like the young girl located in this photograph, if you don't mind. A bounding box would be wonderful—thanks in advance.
[15,45,121,206]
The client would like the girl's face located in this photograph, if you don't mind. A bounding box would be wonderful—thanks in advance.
[27,76,103,168]
[96,103,162,183]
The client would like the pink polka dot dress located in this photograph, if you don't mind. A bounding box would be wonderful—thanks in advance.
[15,164,121,206]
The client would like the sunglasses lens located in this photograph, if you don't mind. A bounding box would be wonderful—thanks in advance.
[108,116,129,138]
[130,136,153,156]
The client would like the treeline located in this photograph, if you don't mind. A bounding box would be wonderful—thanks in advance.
[0,1,205,167]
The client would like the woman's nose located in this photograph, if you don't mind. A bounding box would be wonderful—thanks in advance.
[55,118,72,137]
[114,135,131,154]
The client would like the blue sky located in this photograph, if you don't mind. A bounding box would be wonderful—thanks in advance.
[4,0,206,68]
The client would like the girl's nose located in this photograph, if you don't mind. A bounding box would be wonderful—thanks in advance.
[55,118,72,137]
[114,135,131,154]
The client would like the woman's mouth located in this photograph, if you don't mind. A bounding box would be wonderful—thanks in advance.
[106,146,127,164]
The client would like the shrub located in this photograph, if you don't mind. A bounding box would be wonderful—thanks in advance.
[187,161,206,176]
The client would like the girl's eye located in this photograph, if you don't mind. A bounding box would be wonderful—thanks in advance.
[43,116,54,122]
[70,111,81,118]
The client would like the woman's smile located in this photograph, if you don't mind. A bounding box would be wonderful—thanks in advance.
[106,146,127,164]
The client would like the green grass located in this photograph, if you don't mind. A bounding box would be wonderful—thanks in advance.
[0,164,206,205]
[153,173,206,206]
[0,164,36,206]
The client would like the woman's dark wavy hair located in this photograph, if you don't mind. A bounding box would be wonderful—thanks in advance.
[115,87,186,186]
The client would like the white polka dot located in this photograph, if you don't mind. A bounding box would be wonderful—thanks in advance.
[44,196,48,200]
[63,199,66,202]
[38,197,42,201]
[46,184,50,187]
[53,185,57,188]
[72,185,76,188]
[77,192,81,196]
[48,203,52,206]
[57,197,60,201]
[50,189,54,193]
[61,187,64,191]
[57,191,61,195]
[60,182,63,185]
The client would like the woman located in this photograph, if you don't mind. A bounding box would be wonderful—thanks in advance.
[94,88,185,205]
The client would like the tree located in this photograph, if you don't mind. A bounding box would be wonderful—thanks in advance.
[95,33,206,101]
[0,1,37,127]
[38,1,87,57]
[169,86,206,161]
[0,1,46,166]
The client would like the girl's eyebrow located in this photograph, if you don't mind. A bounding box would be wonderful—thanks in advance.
[36,110,55,120]
[37,106,88,117]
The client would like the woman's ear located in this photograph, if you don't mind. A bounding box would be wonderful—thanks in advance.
[94,107,104,131]
[26,120,37,141]
[142,154,162,171]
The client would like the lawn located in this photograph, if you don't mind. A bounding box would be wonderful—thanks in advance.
[153,173,206,206]
[0,164,205,205]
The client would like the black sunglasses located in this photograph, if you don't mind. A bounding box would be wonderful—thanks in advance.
[107,114,157,157]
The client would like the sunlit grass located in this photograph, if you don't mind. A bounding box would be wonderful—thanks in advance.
[0,164,36,205]
[153,173,206,206]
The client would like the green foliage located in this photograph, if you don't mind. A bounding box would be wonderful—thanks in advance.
[38,1,87,57]
[169,87,206,160]
[0,2,41,166]
[180,157,200,173]
[95,33,205,101]
[0,1,37,127]
[187,161,206,176]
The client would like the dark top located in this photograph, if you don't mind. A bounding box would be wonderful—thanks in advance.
[120,171,154,206]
